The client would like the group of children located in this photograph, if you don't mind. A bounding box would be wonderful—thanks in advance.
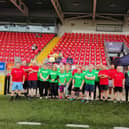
[10,60,128,103]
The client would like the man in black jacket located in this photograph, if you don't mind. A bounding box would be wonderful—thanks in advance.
[125,66,129,103]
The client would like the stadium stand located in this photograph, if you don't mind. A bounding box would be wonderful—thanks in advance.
[0,32,55,63]
[50,33,107,65]
[49,33,129,65]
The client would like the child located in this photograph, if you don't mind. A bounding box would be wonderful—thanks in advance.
[65,65,72,97]
[49,65,58,99]
[58,67,66,99]
[38,64,49,99]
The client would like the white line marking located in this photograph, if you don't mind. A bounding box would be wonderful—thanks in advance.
[114,127,129,129]
[17,122,41,125]
[66,124,89,128]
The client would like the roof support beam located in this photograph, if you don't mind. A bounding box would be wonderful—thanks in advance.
[97,13,125,16]
[66,14,91,20]
[10,0,28,16]
[51,0,64,24]
[93,0,97,21]
[96,15,122,23]
[64,12,89,15]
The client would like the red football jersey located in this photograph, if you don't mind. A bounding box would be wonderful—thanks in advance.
[108,69,116,79]
[11,68,24,82]
[98,70,109,85]
[113,71,125,87]
[28,66,39,81]
[20,65,29,81]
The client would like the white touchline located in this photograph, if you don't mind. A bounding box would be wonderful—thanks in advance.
[114,127,129,129]
[66,124,89,128]
[17,122,42,125]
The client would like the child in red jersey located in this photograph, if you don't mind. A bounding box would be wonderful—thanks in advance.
[10,62,25,100]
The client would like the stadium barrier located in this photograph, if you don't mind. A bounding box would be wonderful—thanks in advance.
[0,75,5,95]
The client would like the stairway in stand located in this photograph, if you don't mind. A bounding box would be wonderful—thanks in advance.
[36,37,60,64]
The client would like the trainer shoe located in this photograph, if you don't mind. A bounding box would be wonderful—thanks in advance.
[45,96,48,99]
[69,98,74,101]
[80,99,85,103]
[40,97,43,100]
[113,100,117,103]
[9,96,14,101]
[85,100,89,104]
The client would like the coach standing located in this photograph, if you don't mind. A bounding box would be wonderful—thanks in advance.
[124,66,129,103]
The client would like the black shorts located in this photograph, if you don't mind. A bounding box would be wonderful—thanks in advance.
[37,80,40,88]
[50,82,58,87]
[28,80,38,89]
[100,85,108,91]
[114,87,123,92]
[40,81,49,88]
[23,81,28,89]
[72,87,81,92]
[85,84,95,92]
[82,83,86,94]
[48,82,50,89]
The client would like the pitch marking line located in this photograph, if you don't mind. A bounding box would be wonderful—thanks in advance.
[114,127,129,129]
[17,122,42,125]
[66,124,89,128]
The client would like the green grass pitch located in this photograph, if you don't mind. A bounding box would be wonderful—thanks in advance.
[0,96,129,129]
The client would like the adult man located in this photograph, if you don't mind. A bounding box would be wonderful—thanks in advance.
[108,64,116,99]
[28,61,39,98]
[85,65,96,102]
[20,61,29,97]
[125,66,129,103]
[71,67,84,100]
[98,65,109,101]
[113,66,125,103]
[10,62,25,100]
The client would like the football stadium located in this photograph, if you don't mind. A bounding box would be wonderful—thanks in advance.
[0,0,129,129]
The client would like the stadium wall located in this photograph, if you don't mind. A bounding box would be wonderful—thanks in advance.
[0,24,57,33]
[58,19,129,36]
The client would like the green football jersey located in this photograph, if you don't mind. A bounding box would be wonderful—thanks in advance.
[73,73,84,88]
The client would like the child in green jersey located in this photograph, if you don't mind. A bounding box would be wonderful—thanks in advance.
[49,65,58,99]
[58,67,66,99]
[65,65,72,97]
[38,64,49,99]
[82,65,87,94]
